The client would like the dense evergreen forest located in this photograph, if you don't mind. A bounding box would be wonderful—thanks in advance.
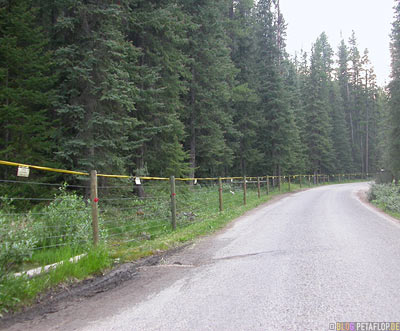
[1,0,399,179]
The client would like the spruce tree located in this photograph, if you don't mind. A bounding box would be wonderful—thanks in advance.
[0,0,55,173]
[180,0,237,177]
[337,39,356,171]
[302,33,334,174]
[49,1,138,174]
[125,0,190,177]
[254,0,297,176]
[328,81,353,173]
[389,0,400,180]
[229,0,261,176]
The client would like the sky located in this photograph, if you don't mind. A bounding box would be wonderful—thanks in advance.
[280,0,394,86]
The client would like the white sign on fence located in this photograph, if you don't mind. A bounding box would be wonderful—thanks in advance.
[17,166,30,177]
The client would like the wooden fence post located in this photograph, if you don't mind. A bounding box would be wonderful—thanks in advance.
[279,176,281,192]
[90,170,99,246]
[170,176,177,230]
[288,176,291,191]
[299,175,302,188]
[218,177,223,212]
[243,176,247,205]
[257,177,261,198]
[266,176,270,195]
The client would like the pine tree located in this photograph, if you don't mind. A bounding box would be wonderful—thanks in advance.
[284,58,307,174]
[336,39,356,171]
[360,49,379,174]
[0,0,55,174]
[389,0,400,180]
[253,0,298,176]
[348,31,365,172]
[229,0,261,176]
[180,0,237,177]
[125,0,190,177]
[328,81,353,173]
[302,33,334,174]
[49,1,138,174]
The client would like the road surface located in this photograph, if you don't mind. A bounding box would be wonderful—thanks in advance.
[3,182,400,330]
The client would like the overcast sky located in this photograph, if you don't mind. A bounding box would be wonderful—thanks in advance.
[280,0,394,86]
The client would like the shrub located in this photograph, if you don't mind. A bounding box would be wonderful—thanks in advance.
[0,200,37,276]
[33,186,93,248]
[369,184,400,213]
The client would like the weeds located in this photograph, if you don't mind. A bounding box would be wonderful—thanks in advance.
[0,245,111,317]
[369,183,400,218]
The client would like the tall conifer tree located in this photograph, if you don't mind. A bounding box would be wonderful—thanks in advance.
[0,0,55,173]
[389,0,400,179]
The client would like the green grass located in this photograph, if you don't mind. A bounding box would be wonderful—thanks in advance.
[372,201,400,220]
[369,183,400,220]
[0,245,111,317]
[22,245,87,271]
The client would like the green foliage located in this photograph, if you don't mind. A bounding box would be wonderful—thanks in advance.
[0,0,56,171]
[369,184,400,214]
[180,0,238,177]
[50,1,139,174]
[126,0,190,177]
[389,1,400,180]
[0,201,37,276]
[301,33,335,174]
[0,0,385,183]
[0,245,111,316]
[33,186,94,248]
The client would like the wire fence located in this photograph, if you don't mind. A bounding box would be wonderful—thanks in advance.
[0,159,371,278]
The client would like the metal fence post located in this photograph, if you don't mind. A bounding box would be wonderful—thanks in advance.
[90,170,99,246]
[170,176,177,230]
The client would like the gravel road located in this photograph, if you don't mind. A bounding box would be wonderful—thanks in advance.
[3,182,400,331]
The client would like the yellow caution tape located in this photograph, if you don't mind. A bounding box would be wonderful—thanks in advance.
[0,160,89,176]
[0,160,364,183]
[97,174,131,179]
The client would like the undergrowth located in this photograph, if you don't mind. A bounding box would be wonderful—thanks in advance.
[369,183,400,219]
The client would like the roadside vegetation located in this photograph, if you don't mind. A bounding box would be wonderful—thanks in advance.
[368,183,400,219]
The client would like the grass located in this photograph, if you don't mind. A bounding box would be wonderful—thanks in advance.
[368,183,400,220]
[0,177,369,316]
[0,245,111,317]
[372,201,400,220]
[22,246,87,271]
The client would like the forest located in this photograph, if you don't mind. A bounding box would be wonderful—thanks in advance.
[1,0,400,180]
